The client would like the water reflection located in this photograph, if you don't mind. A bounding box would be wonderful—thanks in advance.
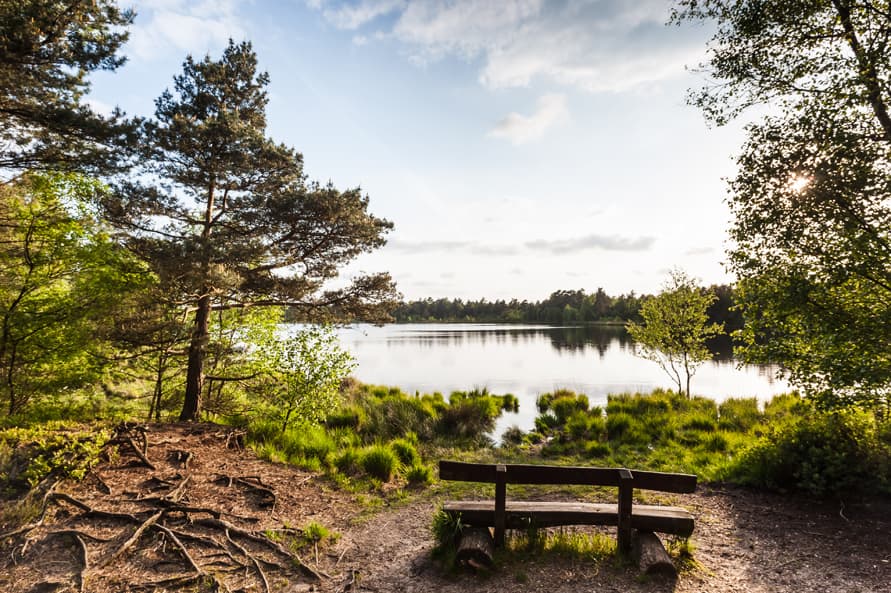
[334,323,788,434]
[381,324,726,360]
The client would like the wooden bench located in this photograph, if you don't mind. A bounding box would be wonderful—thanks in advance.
[439,461,696,561]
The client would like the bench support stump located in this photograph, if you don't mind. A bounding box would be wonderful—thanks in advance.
[456,527,495,569]
[632,531,676,577]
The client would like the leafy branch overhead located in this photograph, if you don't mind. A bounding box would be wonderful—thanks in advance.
[0,0,136,173]
[675,0,891,410]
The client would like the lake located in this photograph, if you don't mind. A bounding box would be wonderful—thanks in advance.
[333,323,789,435]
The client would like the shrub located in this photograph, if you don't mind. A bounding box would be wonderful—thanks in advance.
[333,448,362,476]
[681,412,717,433]
[731,408,890,497]
[534,413,561,433]
[551,394,590,424]
[718,398,761,432]
[536,389,579,414]
[360,444,398,481]
[405,463,433,486]
[436,396,499,442]
[501,425,525,447]
[566,411,604,442]
[702,432,729,452]
[390,438,420,467]
[362,394,436,441]
[325,405,366,429]
[605,412,632,440]
[585,441,610,458]
[279,426,337,465]
[431,506,463,551]
[499,393,520,413]
[303,520,334,543]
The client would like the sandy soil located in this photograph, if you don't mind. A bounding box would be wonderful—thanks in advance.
[1,423,889,593]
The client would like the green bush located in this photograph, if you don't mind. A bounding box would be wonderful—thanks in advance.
[436,396,499,442]
[360,444,398,481]
[731,408,890,497]
[362,394,437,441]
[431,506,463,551]
[501,425,525,447]
[280,426,337,465]
[405,463,433,486]
[390,438,420,467]
[585,441,610,458]
[325,405,366,429]
[605,412,632,440]
[534,413,561,433]
[551,394,590,424]
[681,412,717,433]
[333,448,362,476]
[718,398,761,432]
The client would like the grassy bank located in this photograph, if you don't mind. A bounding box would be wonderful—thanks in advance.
[2,382,888,504]
[242,381,891,500]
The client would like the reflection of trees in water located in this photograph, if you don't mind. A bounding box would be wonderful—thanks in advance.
[385,325,735,361]
[547,325,627,358]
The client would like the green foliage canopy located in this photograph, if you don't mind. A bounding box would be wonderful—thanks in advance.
[0,0,135,173]
[626,270,724,397]
[0,173,150,415]
[675,0,891,409]
[106,41,398,421]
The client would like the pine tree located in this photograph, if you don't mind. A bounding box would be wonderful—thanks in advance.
[106,41,398,421]
[0,0,135,173]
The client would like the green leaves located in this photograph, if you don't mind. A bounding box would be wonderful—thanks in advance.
[678,0,891,410]
[252,324,356,433]
[0,0,136,173]
[626,270,724,397]
[0,173,151,416]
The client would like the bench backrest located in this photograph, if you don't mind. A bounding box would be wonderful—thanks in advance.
[439,461,697,493]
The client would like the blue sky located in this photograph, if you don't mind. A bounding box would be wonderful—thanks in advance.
[89,0,746,300]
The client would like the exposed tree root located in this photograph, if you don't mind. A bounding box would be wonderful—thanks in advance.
[214,474,277,510]
[1,423,325,593]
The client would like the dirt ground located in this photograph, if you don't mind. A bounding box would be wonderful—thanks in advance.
[1,423,889,593]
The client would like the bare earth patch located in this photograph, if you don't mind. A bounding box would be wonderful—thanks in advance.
[1,424,889,593]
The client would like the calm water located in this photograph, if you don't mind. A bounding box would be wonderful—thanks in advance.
[332,323,788,435]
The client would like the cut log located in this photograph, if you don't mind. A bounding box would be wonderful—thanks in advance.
[632,531,676,577]
[455,527,494,569]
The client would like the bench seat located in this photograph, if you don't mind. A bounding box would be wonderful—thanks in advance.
[443,500,694,537]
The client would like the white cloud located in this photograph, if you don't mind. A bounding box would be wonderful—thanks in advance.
[310,0,708,93]
[323,0,405,30]
[488,93,568,144]
[128,0,246,61]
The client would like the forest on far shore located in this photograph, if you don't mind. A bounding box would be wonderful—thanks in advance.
[387,286,743,331]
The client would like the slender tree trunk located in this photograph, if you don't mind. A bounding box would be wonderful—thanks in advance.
[181,294,211,421]
[180,177,216,422]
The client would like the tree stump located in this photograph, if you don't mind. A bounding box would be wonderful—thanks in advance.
[455,527,494,569]
[632,531,677,577]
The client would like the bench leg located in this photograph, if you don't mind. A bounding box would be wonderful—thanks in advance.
[617,469,633,555]
[494,464,506,547]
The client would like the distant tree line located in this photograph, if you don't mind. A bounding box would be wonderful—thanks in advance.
[391,285,743,331]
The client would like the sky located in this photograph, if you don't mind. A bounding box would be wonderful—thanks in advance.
[89,0,749,301]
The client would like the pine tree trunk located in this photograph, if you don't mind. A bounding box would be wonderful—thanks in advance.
[180,294,211,421]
